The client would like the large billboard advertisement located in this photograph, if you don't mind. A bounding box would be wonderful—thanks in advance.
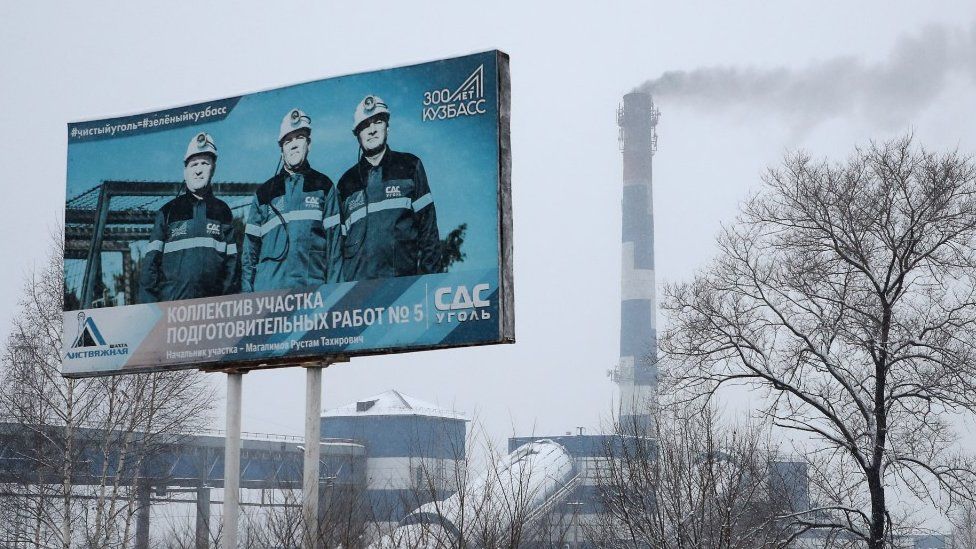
[62,51,513,377]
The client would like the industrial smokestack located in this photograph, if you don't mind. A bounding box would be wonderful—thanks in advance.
[614,92,660,431]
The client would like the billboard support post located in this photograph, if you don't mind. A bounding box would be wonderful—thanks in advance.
[303,364,323,549]
[195,486,210,549]
[222,372,243,549]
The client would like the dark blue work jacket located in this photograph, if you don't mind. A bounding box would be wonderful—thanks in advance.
[337,149,441,281]
[139,188,240,303]
[241,163,342,292]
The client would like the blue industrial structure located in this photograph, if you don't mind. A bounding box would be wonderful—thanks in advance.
[322,390,467,527]
[0,421,365,549]
[508,432,640,538]
[386,439,582,548]
[0,422,365,490]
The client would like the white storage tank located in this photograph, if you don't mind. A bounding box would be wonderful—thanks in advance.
[381,439,579,548]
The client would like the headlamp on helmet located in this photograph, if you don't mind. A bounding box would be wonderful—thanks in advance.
[279,108,312,144]
[184,132,218,164]
[352,94,390,135]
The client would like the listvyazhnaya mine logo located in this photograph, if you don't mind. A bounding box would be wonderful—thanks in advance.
[65,312,129,360]
[422,65,487,121]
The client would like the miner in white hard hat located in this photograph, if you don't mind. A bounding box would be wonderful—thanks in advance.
[337,95,441,281]
[139,132,240,302]
[241,108,342,292]
[279,107,312,145]
[351,94,390,148]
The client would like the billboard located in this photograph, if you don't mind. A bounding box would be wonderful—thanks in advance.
[62,51,513,377]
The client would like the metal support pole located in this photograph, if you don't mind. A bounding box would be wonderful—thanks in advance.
[134,483,151,549]
[567,501,583,549]
[195,486,210,549]
[303,365,323,549]
[222,373,243,549]
[80,184,110,307]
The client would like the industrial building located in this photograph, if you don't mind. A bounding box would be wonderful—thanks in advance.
[321,389,467,532]
[0,421,366,548]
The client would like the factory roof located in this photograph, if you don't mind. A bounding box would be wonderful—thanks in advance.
[323,389,467,421]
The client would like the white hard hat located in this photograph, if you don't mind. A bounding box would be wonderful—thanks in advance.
[184,132,217,163]
[279,108,312,144]
[352,95,390,134]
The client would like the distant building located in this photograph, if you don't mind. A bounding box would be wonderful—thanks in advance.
[911,534,949,549]
[322,390,467,528]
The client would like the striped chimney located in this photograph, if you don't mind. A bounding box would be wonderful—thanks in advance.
[614,92,660,432]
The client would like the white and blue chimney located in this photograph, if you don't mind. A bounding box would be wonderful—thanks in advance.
[614,92,660,431]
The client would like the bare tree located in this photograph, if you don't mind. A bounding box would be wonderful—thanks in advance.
[948,502,976,549]
[661,136,976,548]
[381,422,574,549]
[0,237,216,548]
[149,470,374,548]
[1,236,97,548]
[590,400,792,549]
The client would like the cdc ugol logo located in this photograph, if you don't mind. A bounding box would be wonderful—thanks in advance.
[434,284,492,323]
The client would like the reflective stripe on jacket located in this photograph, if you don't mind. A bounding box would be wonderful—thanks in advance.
[241,163,342,292]
[337,149,441,281]
[139,189,240,303]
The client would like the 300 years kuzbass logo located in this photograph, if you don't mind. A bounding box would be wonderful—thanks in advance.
[423,65,487,121]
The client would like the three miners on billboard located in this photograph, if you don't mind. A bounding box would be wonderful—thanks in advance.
[138,97,442,303]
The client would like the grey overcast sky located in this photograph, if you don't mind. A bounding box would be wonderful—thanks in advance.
[2,2,976,445]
